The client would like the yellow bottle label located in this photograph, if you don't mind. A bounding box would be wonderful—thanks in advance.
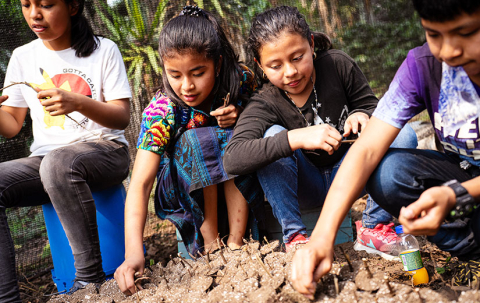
[400,250,424,271]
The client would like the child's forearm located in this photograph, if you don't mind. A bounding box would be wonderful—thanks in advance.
[75,95,130,130]
[124,181,154,258]
[0,104,27,138]
[124,149,161,258]
[463,176,480,200]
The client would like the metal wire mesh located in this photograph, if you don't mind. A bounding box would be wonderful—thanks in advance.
[0,0,425,279]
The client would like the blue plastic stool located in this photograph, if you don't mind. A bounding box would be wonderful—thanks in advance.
[42,184,127,292]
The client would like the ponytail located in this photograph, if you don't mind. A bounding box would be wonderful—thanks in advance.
[312,32,332,53]
[68,0,99,58]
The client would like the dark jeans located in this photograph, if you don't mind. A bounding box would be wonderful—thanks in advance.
[366,148,480,260]
[0,140,129,302]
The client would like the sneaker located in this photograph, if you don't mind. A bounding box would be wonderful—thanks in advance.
[285,233,309,253]
[453,260,480,287]
[66,280,101,295]
[353,220,400,261]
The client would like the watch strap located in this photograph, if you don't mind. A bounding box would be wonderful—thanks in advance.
[442,179,477,220]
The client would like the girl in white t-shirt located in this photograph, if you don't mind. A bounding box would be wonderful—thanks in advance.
[0,0,131,300]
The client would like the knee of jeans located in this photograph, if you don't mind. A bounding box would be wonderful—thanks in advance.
[391,124,418,149]
[366,153,405,206]
[39,148,76,184]
[264,125,287,138]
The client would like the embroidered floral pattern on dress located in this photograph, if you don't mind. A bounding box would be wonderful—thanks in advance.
[136,66,255,156]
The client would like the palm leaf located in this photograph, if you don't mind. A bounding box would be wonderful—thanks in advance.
[210,0,225,17]
[133,57,144,94]
[147,0,168,41]
[126,0,146,39]
[144,46,161,74]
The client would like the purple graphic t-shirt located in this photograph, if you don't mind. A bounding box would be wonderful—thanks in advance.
[373,44,480,167]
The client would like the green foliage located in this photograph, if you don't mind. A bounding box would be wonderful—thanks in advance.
[436,256,452,274]
[335,9,425,96]
[6,207,47,246]
[197,0,270,35]
[42,243,51,259]
[95,0,167,96]
[0,0,36,84]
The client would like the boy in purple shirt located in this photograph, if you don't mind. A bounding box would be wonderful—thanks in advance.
[291,0,480,298]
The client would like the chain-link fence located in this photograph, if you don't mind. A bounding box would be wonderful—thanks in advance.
[0,0,425,279]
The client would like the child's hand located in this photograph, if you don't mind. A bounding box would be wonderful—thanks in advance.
[36,88,80,116]
[399,185,456,236]
[0,95,9,104]
[343,112,369,137]
[114,254,146,296]
[291,240,334,300]
[288,124,342,154]
[210,104,242,128]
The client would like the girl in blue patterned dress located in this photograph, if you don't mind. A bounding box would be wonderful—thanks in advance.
[114,6,263,295]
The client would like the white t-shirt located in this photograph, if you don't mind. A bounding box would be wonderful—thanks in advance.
[3,37,132,156]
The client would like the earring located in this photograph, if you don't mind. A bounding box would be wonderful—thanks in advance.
[313,52,317,60]
[262,71,268,80]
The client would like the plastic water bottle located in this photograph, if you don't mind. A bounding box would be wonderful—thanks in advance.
[395,225,429,285]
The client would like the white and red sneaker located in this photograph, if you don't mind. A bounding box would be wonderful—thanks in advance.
[353,220,400,261]
[285,233,309,253]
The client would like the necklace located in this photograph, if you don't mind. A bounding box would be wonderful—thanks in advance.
[284,77,318,126]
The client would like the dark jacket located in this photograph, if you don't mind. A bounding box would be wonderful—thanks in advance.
[224,49,378,175]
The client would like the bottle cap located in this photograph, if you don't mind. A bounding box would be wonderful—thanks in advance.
[395,225,403,234]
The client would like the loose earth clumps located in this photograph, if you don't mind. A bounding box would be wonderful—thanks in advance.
[47,240,480,303]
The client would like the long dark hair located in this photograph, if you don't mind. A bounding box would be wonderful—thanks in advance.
[158,6,241,108]
[248,5,332,83]
[66,0,99,57]
[412,0,480,22]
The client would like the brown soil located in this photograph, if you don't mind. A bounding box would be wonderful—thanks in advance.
[44,238,480,303]
[44,242,480,303]
[23,199,480,303]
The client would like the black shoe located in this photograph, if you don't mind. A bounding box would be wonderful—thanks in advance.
[453,260,480,286]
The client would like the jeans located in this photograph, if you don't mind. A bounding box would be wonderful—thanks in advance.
[258,124,418,242]
[362,123,418,228]
[366,148,480,259]
[0,140,129,303]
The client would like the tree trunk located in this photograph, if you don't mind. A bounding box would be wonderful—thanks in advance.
[364,0,374,24]
[317,0,334,37]
[329,0,342,32]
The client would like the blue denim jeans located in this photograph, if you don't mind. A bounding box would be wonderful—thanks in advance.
[0,140,129,302]
[366,148,480,259]
[257,124,417,242]
[362,124,418,228]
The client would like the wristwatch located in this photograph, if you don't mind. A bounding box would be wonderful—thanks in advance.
[442,179,477,220]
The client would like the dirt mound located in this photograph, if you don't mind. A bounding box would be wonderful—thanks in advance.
[46,240,480,303]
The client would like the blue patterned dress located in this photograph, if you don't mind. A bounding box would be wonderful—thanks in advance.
[137,67,265,255]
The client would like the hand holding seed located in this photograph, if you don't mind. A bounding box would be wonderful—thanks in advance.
[291,240,333,300]
[36,88,80,116]
[114,253,146,296]
[210,104,240,128]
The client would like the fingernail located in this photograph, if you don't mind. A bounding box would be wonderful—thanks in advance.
[403,207,414,219]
